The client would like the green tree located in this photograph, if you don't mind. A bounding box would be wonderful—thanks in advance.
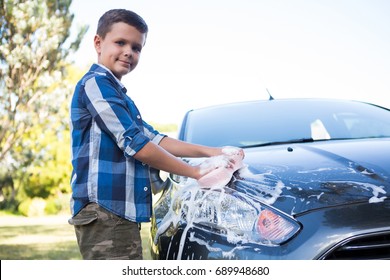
[0,0,87,210]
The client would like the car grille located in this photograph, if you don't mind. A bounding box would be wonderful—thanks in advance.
[322,232,390,260]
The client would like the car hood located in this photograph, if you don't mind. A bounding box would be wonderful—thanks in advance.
[233,138,390,216]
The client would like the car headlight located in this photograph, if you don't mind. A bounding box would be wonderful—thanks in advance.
[168,183,301,246]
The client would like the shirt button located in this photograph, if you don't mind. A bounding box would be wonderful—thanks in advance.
[144,187,148,191]
[137,115,141,119]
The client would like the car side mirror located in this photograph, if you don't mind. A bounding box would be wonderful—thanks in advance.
[149,167,166,194]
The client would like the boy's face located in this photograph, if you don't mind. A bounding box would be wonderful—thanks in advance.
[94,22,146,80]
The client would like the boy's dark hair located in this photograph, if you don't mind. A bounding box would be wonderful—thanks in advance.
[97,9,148,38]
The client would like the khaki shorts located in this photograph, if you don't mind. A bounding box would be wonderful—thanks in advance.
[69,203,143,260]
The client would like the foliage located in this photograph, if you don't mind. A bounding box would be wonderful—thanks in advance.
[18,197,46,216]
[149,122,178,133]
[0,0,88,208]
[16,192,70,216]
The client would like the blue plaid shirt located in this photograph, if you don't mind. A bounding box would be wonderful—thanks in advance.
[70,64,165,222]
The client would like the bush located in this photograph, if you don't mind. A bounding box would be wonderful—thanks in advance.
[18,197,46,217]
[44,193,71,215]
[44,198,61,215]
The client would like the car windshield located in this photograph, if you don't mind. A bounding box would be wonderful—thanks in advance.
[181,99,390,147]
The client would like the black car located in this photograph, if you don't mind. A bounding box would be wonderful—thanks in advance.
[149,98,390,260]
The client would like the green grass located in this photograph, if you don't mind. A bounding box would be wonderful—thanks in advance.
[0,214,152,260]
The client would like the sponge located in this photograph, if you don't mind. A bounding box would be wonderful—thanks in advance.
[197,147,244,187]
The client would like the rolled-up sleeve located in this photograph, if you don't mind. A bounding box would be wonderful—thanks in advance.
[143,120,166,144]
[83,75,153,157]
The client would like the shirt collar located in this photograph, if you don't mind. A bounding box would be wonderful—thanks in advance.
[93,63,126,90]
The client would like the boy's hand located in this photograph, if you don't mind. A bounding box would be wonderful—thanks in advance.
[198,155,234,177]
[222,146,244,169]
[196,146,245,187]
[222,146,245,160]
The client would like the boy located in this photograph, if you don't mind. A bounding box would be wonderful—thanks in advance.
[69,9,243,260]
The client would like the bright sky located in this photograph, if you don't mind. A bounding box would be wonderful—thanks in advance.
[70,0,390,125]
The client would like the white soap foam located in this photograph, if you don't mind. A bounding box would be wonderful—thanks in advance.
[155,158,388,259]
[155,161,288,259]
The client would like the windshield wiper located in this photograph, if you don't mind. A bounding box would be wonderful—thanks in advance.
[243,138,315,148]
[242,136,390,149]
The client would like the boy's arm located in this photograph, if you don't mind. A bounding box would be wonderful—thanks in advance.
[133,141,204,179]
[133,137,244,181]
[159,137,245,160]
[158,136,224,158]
